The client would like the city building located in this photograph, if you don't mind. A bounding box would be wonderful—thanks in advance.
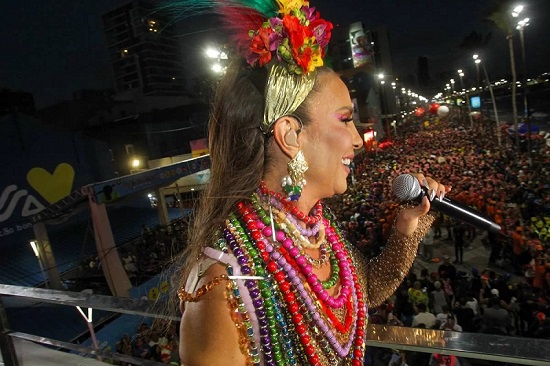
[329,22,397,142]
[102,0,187,101]
[418,56,430,89]
[0,89,35,117]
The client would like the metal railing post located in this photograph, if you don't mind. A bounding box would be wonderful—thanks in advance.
[0,297,19,366]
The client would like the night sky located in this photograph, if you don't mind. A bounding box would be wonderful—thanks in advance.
[2,0,549,109]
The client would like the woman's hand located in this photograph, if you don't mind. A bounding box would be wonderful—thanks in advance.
[395,173,451,236]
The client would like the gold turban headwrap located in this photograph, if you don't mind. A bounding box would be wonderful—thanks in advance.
[260,63,317,134]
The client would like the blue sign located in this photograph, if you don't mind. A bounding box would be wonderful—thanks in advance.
[0,114,113,247]
[470,96,481,109]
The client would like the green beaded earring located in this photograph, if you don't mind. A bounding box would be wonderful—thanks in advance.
[281,150,308,201]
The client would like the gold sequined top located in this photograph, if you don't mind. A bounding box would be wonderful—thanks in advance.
[358,210,435,307]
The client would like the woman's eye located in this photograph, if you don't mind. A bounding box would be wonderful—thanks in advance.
[334,112,354,123]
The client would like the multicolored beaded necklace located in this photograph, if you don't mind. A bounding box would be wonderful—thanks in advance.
[213,183,368,365]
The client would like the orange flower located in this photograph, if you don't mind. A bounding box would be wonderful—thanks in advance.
[283,15,315,73]
[245,1,331,74]
[248,27,273,66]
[283,15,311,48]
[295,47,312,72]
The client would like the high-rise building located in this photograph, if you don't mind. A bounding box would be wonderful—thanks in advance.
[329,23,396,141]
[0,89,35,116]
[102,1,186,97]
[417,56,430,89]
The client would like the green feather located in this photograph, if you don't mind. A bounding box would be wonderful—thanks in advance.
[158,0,278,18]
[232,0,278,17]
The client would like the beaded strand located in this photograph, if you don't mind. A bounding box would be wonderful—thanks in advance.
[177,274,229,302]
[238,201,361,359]
[258,182,323,226]
[198,192,369,365]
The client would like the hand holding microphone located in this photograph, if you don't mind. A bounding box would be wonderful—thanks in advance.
[392,174,501,233]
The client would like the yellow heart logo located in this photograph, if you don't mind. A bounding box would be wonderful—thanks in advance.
[26,163,75,204]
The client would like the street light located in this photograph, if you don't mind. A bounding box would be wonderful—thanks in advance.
[457,70,465,94]
[516,16,531,153]
[205,46,228,75]
[473,56,481,93]
[29,240,48,288]
[211,63,223,73]
[130,158,141,174]
[458,69,474,128]
[205,48,228,60]
[508,4,524,154]
[474,58,502,146]
[511,5,523,18]
[378,73,390,141]
[390,82,400,137]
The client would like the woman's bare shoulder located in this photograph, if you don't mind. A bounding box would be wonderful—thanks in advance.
[179,263,246,366]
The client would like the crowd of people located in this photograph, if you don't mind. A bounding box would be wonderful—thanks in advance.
[364,261,549,365]
[329,110,549,290]
[121,217,190,282]
[322,110,550,365]
[104,110,550,365]
[71,216,190,293]
[102,109,550,365]
[114,320,180,365]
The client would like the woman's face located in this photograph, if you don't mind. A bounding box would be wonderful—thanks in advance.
[300,71,363,199]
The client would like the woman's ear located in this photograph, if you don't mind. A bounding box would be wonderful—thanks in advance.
[272,116,301,158]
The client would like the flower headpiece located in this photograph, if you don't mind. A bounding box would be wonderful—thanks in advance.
[246,0,333,75]
[165,0,333,132]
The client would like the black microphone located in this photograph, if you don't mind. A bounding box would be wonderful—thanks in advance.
[392,174,501,233]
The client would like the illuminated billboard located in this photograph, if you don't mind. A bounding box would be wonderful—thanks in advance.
[349,22,375,69]
[470,96,481,109]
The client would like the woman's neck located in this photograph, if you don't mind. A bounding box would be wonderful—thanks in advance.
[262,178,321,213]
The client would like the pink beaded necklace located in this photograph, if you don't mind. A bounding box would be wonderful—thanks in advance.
[238,199,367,362]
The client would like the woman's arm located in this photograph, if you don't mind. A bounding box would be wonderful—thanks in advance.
[179,263,246,366]
[365,174,447,307]
[365,207,435,307]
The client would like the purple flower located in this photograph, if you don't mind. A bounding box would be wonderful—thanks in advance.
[269,32,283,51]
[269,17,282,29]
[302,6,316,22]
[312,23,330,48]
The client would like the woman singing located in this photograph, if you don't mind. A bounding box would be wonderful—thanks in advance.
[170,0,449,364]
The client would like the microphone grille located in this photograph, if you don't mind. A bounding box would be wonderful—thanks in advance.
[392,174,422,201]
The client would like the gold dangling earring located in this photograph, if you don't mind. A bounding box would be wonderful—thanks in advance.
[281,150,308,201]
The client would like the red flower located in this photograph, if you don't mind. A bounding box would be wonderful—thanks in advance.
[283,15,314,73]
[283,15,313,52]
[248,27,273,66]
[295,47,312,72]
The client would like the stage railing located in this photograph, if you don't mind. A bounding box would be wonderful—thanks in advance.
[1,284,549,365]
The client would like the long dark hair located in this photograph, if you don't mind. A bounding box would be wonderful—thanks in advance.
[168,61,331,311]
